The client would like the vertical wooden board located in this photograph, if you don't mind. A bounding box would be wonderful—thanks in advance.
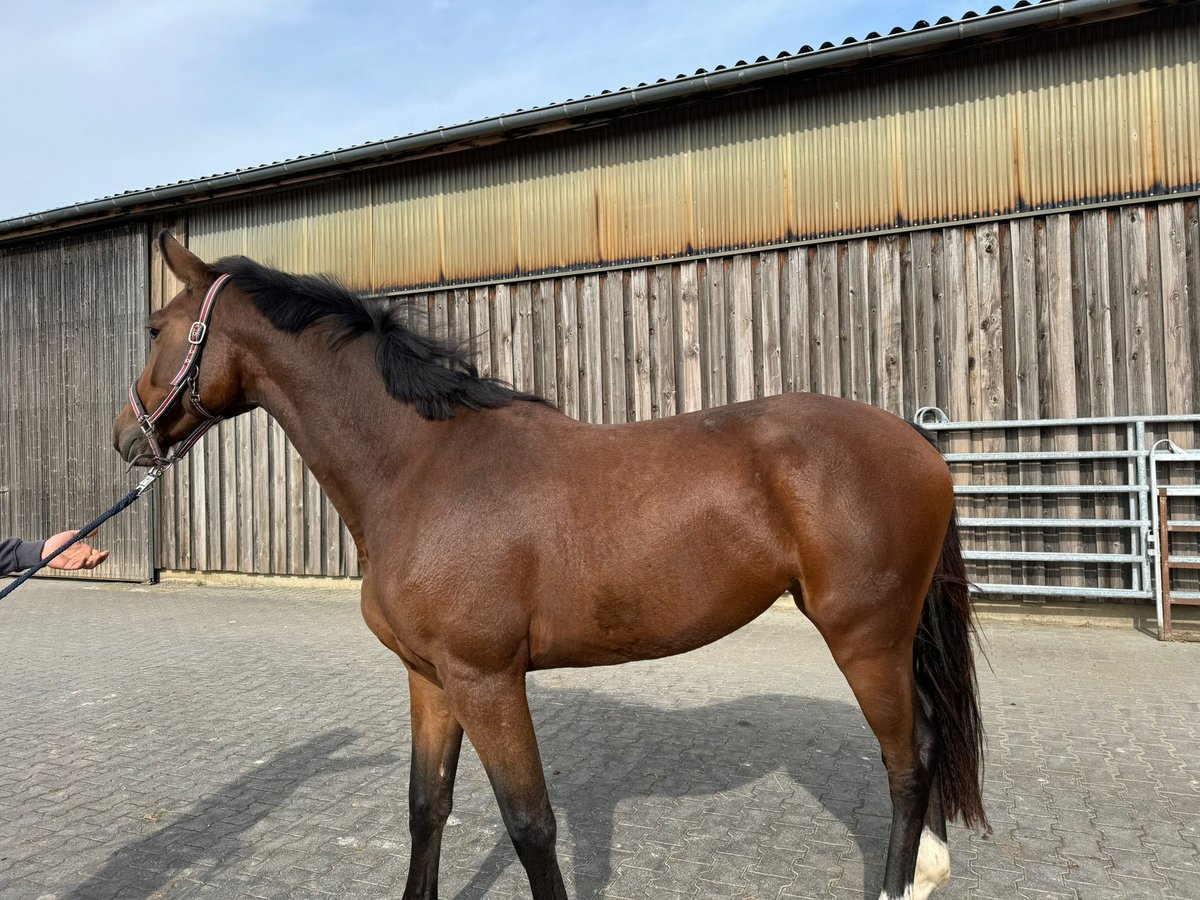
[1189,200,1200,413]
[941,228,970,420]
[1144,206,1168,413]
[543,279,561,406]
[491,284,515,386]
[875,235,903,415]
[626,268,653,420]
[173,434,192,571]
[269,421,288,574]
[846,241,871,404]
[1033,218,1052,420]
[47,244,69,555]
[1082,211,1115,417]
[780,248,809,394]
[929,231,948,412]
[252,410,272,573]
[601,271,627,423]
[728,254,755,402]
[451,289,471,350]
[470,286,493,377]
[189,441,208,571]
[1120,206,1154,414]
[431,291,449,345]
[1008,218,1038,422]
[677,262,703,413]
[1044,215,1078,418]
[1038,216,1080,583]
[220,422,238,570]
[579,275,603,423]
[650,265,677,417]
[975,224,1005,420]
[813,244,839,397]
[288,442,306,575]
[704,259,728,408]
[235,415,254,572]
[323,491,340,577]
[305,465,322,576]
[557,278,579,419]
[342,519,358,578]
[907,231,937,414]
[962,228,983,420]
[512,282,535,394]
[531,280,557,404]
[530,282,546,399]
[757,252,783,399]
[1105,209,1131,415]
[1069,215,1093,419]
[898,234,919,415]
[997,224,1019,423]
[1159,201,1193,413]
[204,434,220,571]
[972,226,1007,571]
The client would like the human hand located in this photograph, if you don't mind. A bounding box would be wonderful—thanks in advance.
[41,531,110,570]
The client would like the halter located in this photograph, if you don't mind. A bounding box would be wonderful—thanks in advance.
[127,273,232,468]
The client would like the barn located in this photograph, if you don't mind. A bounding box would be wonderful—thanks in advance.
[1,0,1197,624]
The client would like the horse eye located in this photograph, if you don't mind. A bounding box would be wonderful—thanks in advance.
[146,326,161,340]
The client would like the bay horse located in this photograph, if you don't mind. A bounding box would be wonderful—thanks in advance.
[113,232,985,900]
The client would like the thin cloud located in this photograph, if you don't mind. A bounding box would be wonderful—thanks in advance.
[0,0,954,220]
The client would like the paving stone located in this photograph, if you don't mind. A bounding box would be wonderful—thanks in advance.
[1,581,1199,899]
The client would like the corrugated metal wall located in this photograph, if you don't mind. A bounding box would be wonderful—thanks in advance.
[187,6,1200,291]
[157,197,1199,575]
[0,225,152,582]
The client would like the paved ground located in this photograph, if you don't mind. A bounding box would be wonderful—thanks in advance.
[0,579,1197,900]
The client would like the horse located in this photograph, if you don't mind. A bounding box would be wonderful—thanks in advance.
[113,231,986,900]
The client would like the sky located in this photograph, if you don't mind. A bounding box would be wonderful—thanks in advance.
[1,0,962,222]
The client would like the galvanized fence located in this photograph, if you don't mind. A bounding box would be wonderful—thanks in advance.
[915,409,1200,638]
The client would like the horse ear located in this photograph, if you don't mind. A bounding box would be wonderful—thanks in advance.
[158,229,212,288]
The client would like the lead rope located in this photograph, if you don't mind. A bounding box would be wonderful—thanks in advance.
[0,467,166,602]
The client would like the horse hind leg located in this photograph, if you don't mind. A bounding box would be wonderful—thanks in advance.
[914,686,951,900]
[818,620,945,900]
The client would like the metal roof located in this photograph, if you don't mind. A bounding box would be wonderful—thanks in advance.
[0,0,1158,240]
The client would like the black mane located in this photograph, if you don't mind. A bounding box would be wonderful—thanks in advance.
[212,256,543,420]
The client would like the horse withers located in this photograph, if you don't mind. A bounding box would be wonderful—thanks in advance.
[113,231,985,900]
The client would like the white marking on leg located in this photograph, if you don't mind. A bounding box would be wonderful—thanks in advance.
[878,888,913,900]
[913,827,951,900]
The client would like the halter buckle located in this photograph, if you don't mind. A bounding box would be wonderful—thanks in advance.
[188,321,207,344]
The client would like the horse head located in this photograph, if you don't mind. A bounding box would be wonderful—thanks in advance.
[112,232,252,467]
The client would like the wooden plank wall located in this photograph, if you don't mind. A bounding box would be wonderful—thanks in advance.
[0,224,154,582]
[156,199,1200,576]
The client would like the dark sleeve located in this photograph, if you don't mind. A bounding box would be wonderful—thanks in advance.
[0,537,45,576]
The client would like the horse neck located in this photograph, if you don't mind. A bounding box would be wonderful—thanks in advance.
[231,312,432,552]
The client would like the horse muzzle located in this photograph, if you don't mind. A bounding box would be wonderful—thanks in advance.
[114,421,154,467]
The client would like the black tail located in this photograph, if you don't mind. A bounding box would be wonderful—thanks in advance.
[914,513,988,829]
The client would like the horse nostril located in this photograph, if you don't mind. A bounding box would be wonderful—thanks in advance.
[115,427,140,461]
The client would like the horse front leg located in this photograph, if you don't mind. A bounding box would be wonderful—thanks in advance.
[442,668,568,900]
[403,668,465,900]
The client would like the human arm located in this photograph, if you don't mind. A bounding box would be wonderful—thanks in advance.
[0,537,45,576]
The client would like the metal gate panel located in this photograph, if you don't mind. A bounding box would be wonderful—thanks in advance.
[915,409,1200,616]
[0,225,152,582]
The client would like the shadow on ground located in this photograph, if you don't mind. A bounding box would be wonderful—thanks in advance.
[64,729,399,900]
[61,692,886,899]
[452,688,887,899]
